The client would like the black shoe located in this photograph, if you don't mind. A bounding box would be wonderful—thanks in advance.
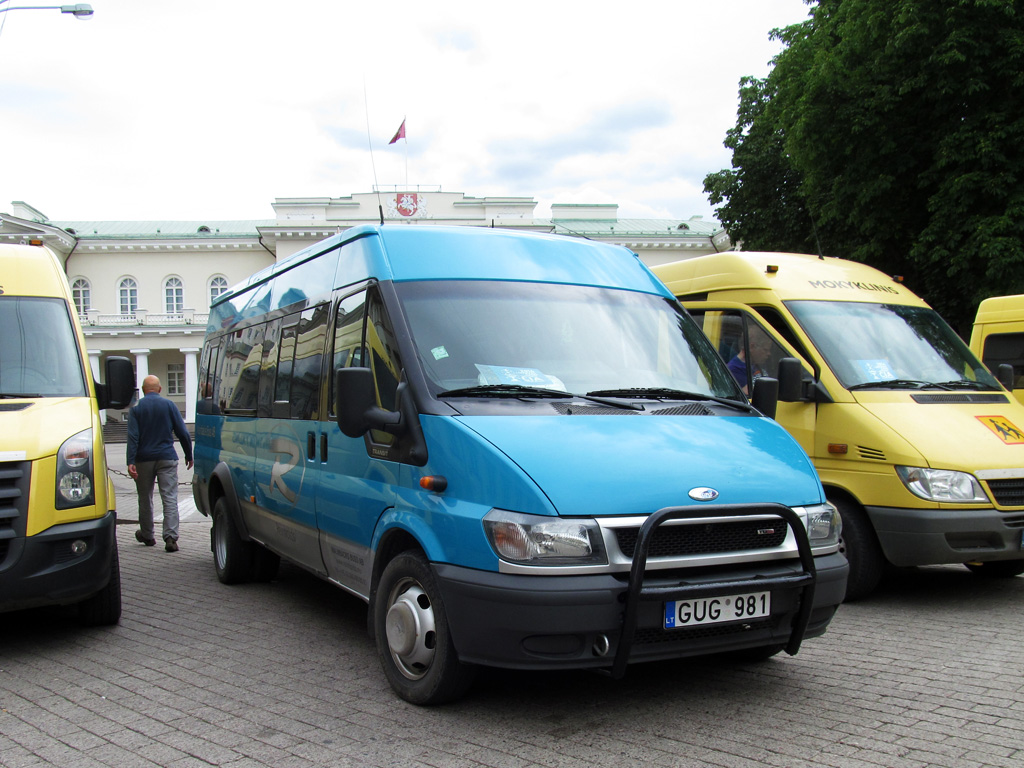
[165,538,179,553]
[135,530,156,547]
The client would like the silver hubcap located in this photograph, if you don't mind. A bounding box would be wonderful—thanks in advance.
[385,582,436,680]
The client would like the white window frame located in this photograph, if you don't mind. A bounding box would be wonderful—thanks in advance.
[164,276,184,315]
[119,277,138,316]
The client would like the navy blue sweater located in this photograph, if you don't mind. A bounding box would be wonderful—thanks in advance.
[126,392,193,465]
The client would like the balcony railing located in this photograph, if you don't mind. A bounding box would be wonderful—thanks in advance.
[82,309,209,327]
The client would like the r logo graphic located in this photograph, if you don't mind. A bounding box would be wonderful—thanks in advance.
[269,436,301,503]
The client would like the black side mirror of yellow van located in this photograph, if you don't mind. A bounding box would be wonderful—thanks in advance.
[751,376,779,420]
[777,357,804,402]
[335,367,402,438]
[997,363,1015,392]
[97,356,135,410]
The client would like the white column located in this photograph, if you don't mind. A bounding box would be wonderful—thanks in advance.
[130,349,150,401]
[182,347,200,424]
[88,349,105,423]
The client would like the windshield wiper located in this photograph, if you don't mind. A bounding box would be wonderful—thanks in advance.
[848,379,954,391]
[586,387,755,413]
[0,392,41,398]
[438,385,643,410]
[930,380,994,391]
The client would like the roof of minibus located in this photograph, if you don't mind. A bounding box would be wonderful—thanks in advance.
[222,224,671,300]
[0,243,72,300]
[653,250,929,307]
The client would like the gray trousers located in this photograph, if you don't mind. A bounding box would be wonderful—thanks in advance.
[135,459,180,542]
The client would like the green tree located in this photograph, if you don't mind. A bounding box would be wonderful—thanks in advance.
[708,0,1024,331]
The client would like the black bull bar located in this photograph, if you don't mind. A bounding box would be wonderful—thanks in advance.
[611,503,818,679]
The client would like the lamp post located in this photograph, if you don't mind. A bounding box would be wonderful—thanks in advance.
[0,3,94,17]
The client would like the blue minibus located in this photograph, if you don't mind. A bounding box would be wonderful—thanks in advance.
[192,225,848,704]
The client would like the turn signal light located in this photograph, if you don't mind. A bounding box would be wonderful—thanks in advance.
[420,475,448,492]
[828,443,848,454]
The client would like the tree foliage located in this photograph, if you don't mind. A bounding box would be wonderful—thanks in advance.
[706,0,1024,331]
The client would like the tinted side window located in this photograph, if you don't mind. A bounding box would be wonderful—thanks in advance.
[291,303,329,420]
[219,324,265,414]
[329,290,368,415]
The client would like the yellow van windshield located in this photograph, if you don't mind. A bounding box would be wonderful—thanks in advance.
[0,297,87,398]
[787,300,999,391]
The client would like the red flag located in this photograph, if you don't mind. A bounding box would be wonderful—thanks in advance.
[389,119,406,145]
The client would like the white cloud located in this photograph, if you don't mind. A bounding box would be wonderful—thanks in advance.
[0,0,811,222]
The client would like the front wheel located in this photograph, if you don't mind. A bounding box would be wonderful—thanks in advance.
[832,496,885,601]
[965,559,1024,578]
[374,551,475,705]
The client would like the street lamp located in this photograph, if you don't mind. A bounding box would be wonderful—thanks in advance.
[0,3,94,17]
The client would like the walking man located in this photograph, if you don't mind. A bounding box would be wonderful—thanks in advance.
[127,375,194,552]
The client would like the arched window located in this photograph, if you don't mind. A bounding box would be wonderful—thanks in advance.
[164,276,184,315]
[71,278,91,317]
[119,277,138,316]
[209,275,229,307]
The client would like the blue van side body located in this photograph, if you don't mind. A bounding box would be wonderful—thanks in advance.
[193,225,847,695]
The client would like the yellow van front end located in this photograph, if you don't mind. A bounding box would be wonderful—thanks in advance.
[656,252,1024,600]
[0,243,127,624]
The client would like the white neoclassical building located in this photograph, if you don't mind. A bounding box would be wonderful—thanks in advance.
[0,189,732,426]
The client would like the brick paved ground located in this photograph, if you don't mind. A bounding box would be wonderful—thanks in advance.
[1,446,1023,767]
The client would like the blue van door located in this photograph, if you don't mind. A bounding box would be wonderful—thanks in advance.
[252,304,330,572]
[315,286,403,597]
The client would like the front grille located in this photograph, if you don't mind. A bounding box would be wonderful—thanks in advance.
[987,478,1024,507]
[0,461,30,566]
[614,519,789,559]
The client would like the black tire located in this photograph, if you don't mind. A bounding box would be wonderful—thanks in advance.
[213,496,255,584]
[964,559,1024,578]
[373,550,475,705]
[79,544,122,626]
[832,496,885,601]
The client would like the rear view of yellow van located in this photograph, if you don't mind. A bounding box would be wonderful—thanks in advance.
[0,242,134,624]
[655,252,1024,600]
[970,294,1024,406]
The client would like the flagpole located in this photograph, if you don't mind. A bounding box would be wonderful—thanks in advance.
[404,117,408,189]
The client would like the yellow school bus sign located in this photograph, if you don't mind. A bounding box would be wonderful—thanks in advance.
[977,415,1024,445]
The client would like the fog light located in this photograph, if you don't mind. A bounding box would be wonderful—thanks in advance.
[71,539,88,556]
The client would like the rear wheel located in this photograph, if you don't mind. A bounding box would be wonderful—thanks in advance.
[78,544,122,626]
[964,559,1024,578]
[832,496,885,601]
[374,550,475,705]
[213,497,255,584]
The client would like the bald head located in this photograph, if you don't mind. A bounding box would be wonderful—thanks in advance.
[142,375,162,394]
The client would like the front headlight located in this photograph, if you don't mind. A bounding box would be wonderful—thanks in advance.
[56,428,95,509]
[483,509,608,565]
[801,503,842,549]
[895,466,988,503]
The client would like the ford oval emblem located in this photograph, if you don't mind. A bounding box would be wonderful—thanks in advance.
[688,487,719,502]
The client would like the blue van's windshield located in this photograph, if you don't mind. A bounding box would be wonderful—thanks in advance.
[396,281,742,399]
[0,297,88,398]
[787,300,999,391]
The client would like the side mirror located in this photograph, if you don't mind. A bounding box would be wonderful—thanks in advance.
[98,356,135,410]
[750,376,779,420]
[335,367,401,438]
[998,363,1015,392]
[777,357,805,402]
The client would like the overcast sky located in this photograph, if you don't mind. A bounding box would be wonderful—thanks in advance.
[0,0,811,224]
